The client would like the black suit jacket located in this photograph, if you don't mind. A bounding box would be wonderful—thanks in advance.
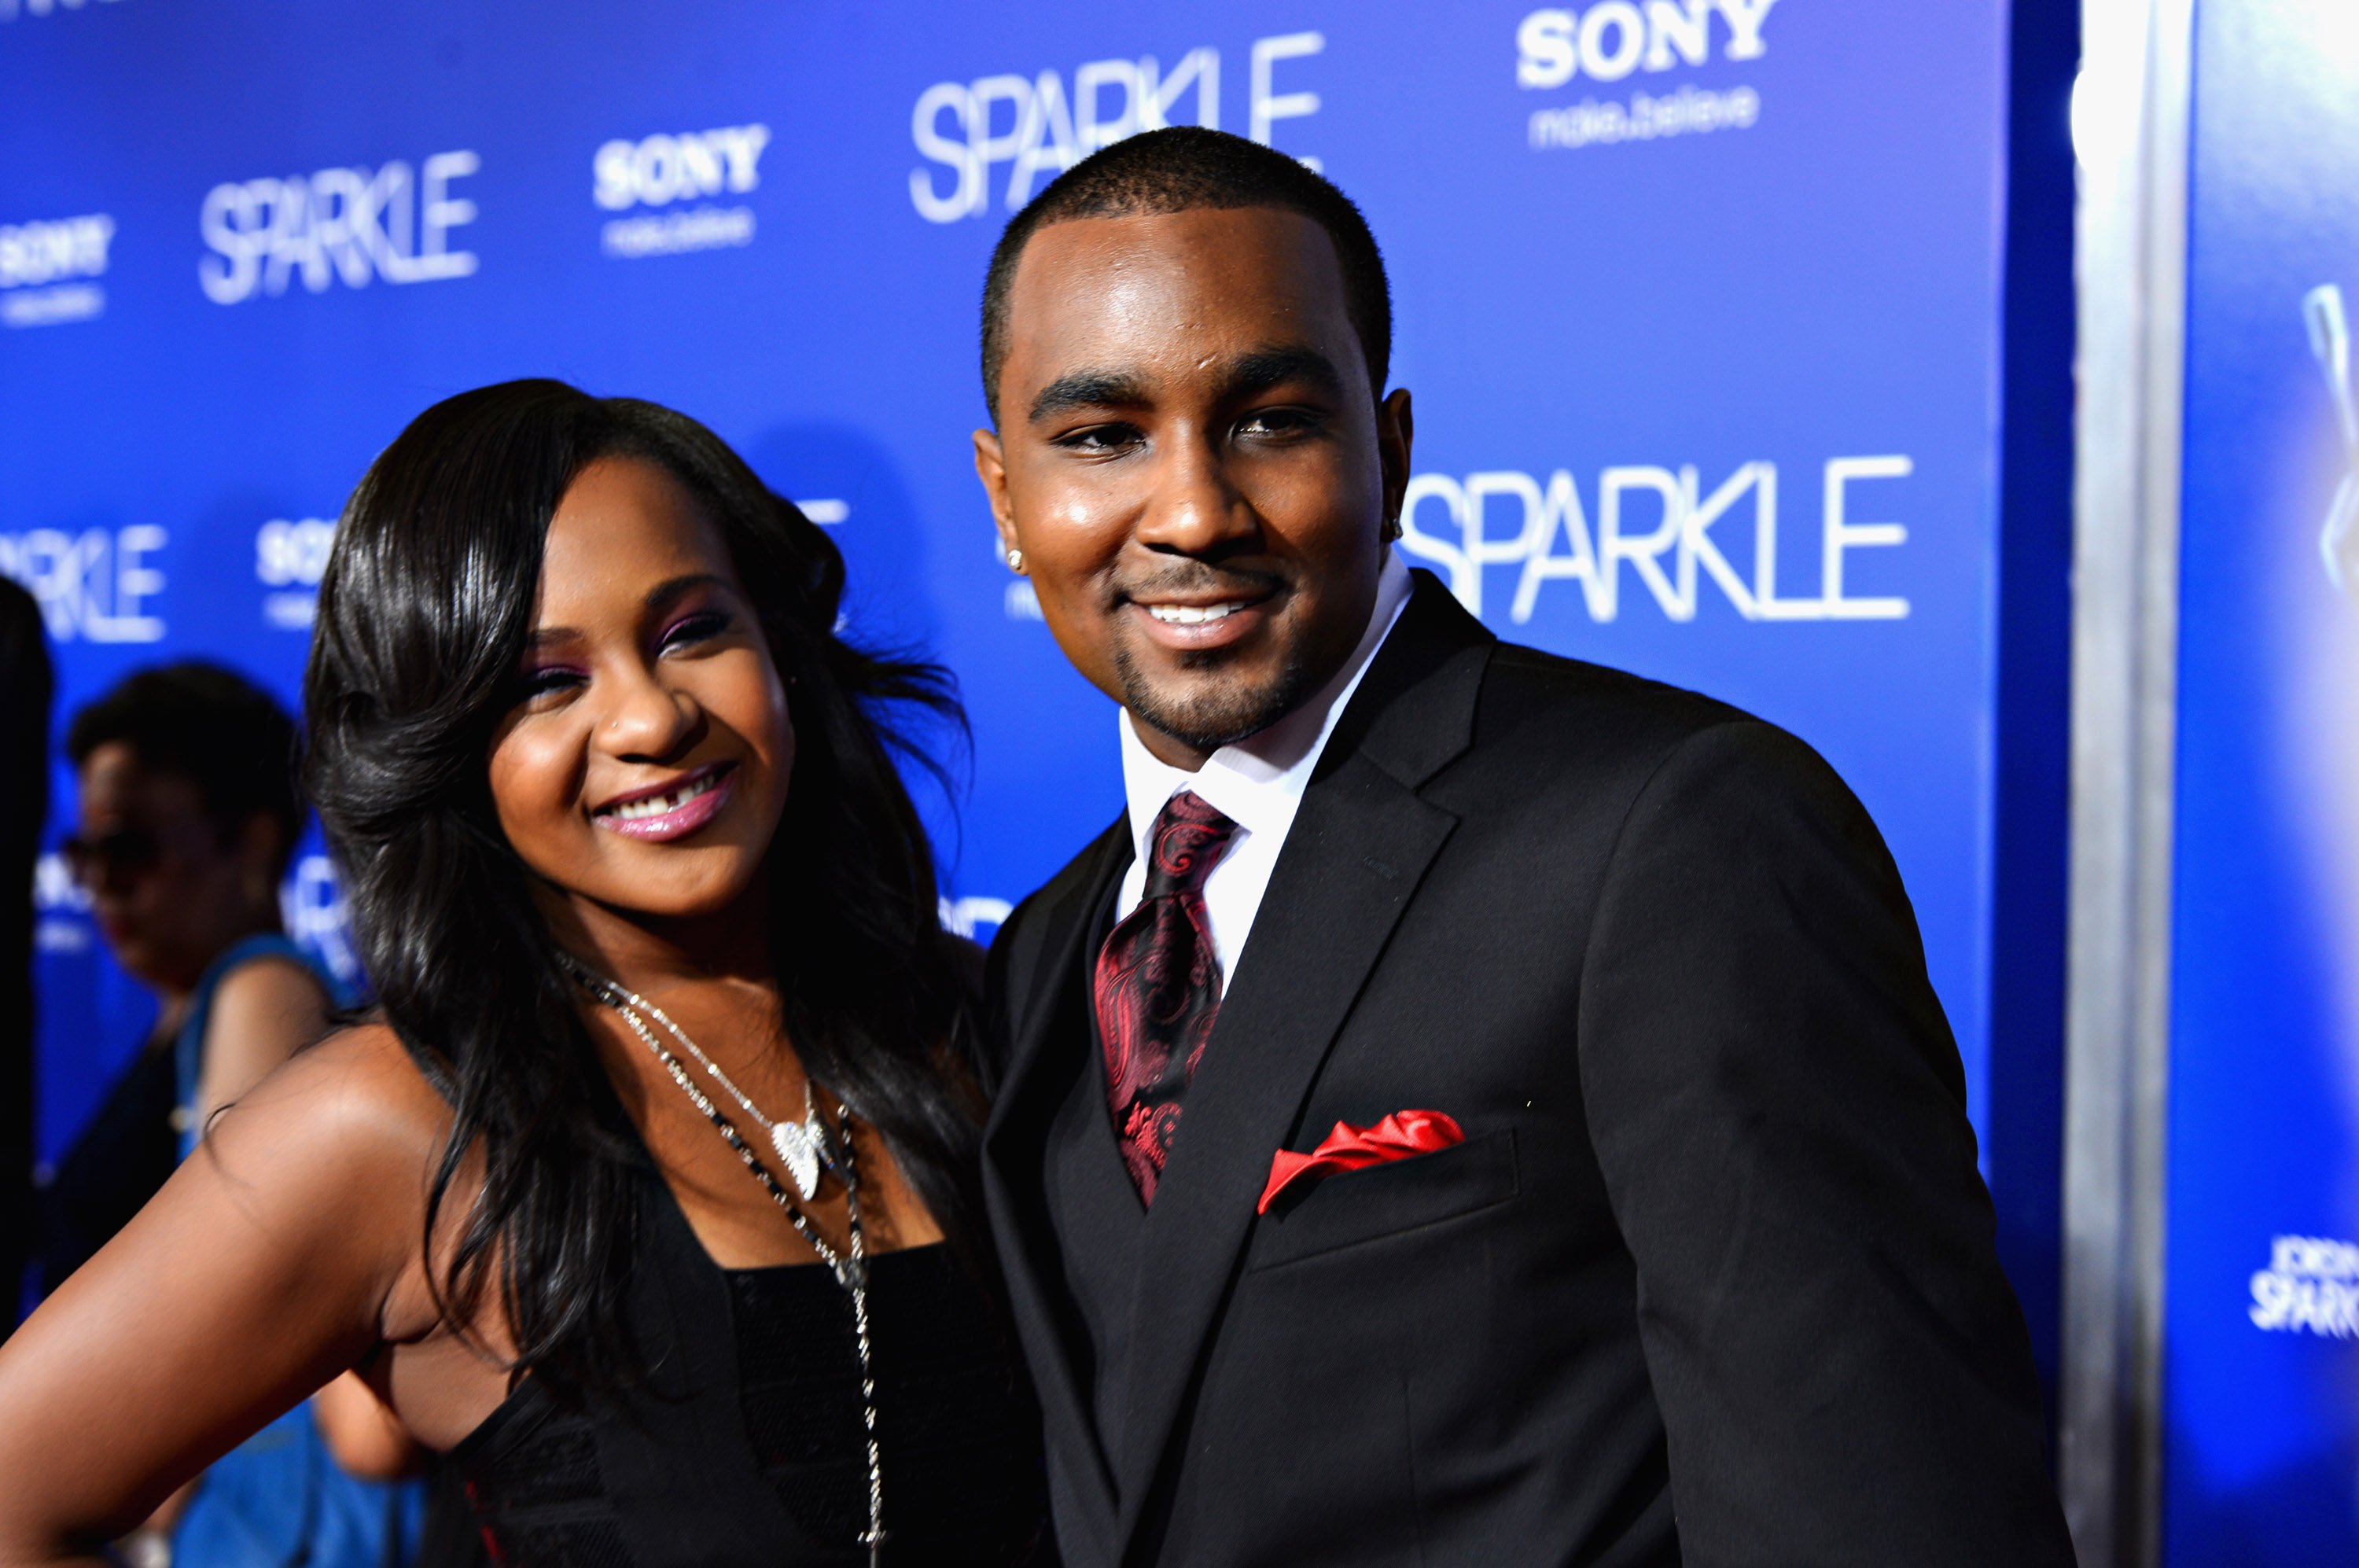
[982,572,2074,1567]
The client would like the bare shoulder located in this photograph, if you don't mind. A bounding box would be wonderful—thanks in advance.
[204,1020,455,1185]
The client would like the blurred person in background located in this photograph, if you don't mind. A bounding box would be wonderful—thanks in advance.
[0,579,50,1332]
[41,664,322,1290]
[40,662,422,1568]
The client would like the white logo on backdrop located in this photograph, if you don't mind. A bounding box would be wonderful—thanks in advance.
[911,31,1325,223]
[0,212,113,328]
[283,855,360,986]
[0,526,165,642]
[1517,1,1774,152]
[35,848,359,986]
[200,151,480,304]
[32,852,88,954]
[256,508,846,627]
[2250,1235,2359,1339]
[256,517,337,629]
[1398,456,1912,624]
[1003,581,1045,623]
[594,123,770,259]
[0,0,127,22]
[939,895,1014,944]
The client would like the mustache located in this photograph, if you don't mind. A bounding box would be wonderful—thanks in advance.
[1110,561,1290,604]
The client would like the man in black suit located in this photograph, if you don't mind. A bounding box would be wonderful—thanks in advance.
[971,127,2073,1567]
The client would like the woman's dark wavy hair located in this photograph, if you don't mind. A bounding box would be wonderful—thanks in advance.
[304,379,983,1392]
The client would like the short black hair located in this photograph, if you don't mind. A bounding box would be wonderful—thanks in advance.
[980,126,1392,424]
[66,661,302,863]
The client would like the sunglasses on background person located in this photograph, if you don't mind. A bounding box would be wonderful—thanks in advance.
[60,826,164,888]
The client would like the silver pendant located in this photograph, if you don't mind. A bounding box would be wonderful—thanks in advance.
[771,1117,823,1202]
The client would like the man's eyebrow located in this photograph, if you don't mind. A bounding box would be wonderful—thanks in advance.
[1029,368,1152,425]
[1025,347,1349,426]
[1220,346,1346,400]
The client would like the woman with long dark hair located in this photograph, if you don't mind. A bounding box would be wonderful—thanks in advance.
[0,381,1047,1566]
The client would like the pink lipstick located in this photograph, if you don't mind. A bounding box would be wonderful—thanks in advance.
[593,761,736,842]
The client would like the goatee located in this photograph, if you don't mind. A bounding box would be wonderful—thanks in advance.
[1112,642,1315,756]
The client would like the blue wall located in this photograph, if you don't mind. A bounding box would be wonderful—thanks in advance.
[2,0,2048,1329]
[2163,1,2359,1558]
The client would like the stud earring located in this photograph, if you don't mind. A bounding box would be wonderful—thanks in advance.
[1006,547,1025,572]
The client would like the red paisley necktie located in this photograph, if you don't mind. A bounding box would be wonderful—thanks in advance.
[1094,790,1241,1207]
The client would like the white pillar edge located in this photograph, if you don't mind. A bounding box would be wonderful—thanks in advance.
[2059,0,2192,1564]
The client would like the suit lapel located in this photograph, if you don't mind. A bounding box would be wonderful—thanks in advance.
[989,818,1132,1162]
[981,820,1132,1542]
[1111,574,1494,1552]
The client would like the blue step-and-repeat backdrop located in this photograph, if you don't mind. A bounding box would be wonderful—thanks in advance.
[2164,0,2359,1557]
[2,0,2022,1252]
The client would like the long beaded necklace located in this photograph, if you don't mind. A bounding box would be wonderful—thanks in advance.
[572,966,841,1202]
[562,959,889,1565]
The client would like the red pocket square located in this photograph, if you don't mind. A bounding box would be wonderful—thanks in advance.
[1257,1110,1466,1214]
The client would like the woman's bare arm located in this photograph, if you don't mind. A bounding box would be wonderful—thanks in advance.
[196,963,419,1481]
[0,1028,442,1566]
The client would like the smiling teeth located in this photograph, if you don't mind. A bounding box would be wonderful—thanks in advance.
[608,774,720,820]
[1147,602,1243,624]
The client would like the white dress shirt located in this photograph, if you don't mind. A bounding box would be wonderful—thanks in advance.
[1113,550,1415,986]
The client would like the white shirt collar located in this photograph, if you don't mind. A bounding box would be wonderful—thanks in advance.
[1118,550,1414,859]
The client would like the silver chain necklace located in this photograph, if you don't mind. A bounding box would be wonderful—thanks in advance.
[560,963,840,1201]
[562,959,888,1564]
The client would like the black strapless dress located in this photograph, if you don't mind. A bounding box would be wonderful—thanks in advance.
[443,1158,1049,1567]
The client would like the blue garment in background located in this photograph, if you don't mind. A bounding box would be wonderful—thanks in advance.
[170,936,424,1568]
